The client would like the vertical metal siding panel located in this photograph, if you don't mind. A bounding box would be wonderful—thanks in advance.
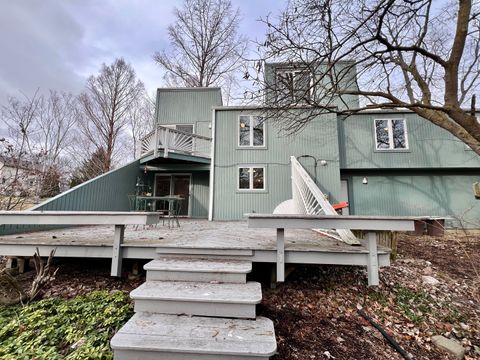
[342,113,480,169]
[350,174,480,228]
[213,110,342,220]
[0,160,141,235]
[156,89,221,137]
[191,171,209,218]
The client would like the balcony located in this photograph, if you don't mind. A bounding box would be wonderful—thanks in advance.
[140,125,212,160]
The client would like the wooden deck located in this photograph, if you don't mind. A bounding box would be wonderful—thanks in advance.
[0,220,391,268]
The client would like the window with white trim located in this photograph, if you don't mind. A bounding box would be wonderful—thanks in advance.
[238,167,265,190]
[374,119,408,150]
[239,115,265,147]
[275,68,312,104]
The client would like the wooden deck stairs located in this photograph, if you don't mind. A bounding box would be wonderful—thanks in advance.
[111,256,277,359]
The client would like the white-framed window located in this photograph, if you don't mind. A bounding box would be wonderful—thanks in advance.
[275,68,312,104]
[374,119,408,150]
[239,115,265,147]
[238,166,265,191]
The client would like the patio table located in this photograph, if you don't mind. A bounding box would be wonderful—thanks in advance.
[135,195,183,227]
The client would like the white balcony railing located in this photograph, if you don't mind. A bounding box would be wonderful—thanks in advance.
[291,156,359,245]
[140,126,212,159]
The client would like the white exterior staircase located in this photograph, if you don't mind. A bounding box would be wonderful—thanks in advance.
[111,256,277,359]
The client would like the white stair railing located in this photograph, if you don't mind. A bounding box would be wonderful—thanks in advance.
[291,156,360,245]
[140,125,212,159]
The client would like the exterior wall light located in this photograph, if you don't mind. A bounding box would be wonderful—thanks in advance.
[319,160,327,166]
[362,177,368,185]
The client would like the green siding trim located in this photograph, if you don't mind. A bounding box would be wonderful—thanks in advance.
[346,172,480,228]
[155,88,222,137]
[212,109,341,220]
[339,112,480,169]
[0,160,141,235]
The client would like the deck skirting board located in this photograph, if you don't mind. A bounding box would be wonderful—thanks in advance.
[0,245,390,267]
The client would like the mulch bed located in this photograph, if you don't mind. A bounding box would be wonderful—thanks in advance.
[1,231,479,359]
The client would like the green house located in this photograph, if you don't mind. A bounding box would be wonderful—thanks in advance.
[2,63,479,235]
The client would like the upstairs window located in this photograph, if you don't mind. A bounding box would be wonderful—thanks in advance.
[239,115,265,147]
[374,119,408,150]
[275,68,312,104]
[238,167,265,190]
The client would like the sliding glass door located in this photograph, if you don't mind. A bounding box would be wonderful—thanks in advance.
[154,174,191,216]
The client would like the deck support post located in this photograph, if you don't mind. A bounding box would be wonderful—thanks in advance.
[276,228,285,282]
[366,232,379,286]
[111,225,125,277]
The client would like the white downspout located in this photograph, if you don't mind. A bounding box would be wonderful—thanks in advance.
[208,108,216,221]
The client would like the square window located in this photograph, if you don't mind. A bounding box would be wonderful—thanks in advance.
[275,69,312,104]
[238,167,265,191]
[239,116,265,147]
[374,119,408,150]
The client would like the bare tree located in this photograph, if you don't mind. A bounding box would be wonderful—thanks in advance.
[78,58,145,172]
[129,94,155,158]
[253,0,480,154]
[153,0,248,102]
[0,92,42,209]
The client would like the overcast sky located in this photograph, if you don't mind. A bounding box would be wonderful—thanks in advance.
[0,0,286,103]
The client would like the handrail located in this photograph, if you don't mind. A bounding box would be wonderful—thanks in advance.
[140,125,212,159]
[290,156,359,245]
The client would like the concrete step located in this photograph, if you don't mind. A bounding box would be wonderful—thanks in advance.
[145,257,252,283]
[111,312,277,360]
[131,281,262,319]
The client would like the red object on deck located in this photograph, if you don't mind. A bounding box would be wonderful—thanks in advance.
[332,201,349,210]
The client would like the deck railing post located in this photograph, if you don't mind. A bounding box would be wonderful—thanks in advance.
[154,126,159,157]
[276,228,285,282]
[111,225,125,277]
[366,231,379,286]
[164,128,170,158]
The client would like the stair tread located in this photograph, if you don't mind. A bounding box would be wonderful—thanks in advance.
[131,281,262,304]
[111,312,276,356]
[145,257,252,273]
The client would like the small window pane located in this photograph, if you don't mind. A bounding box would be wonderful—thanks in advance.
[392,119,406,149]
[252,117,264,146]
[375,120,390,149]
[294,71,311,102]
[276,71,294,103]
[239,168,250,189]
[239,116,250,146]
[252,168,264,189]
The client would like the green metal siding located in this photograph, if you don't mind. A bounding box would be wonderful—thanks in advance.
[191,171,209,218]
[339,112,480,169]
[212,109,341,220]
[155,88,222,137]
[346,172,480,228]
[0,160,141,235]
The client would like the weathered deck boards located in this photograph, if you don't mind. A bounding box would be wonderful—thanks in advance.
[0,220,391,273]
[132,281,262,304]
[0,220,388,253]
[110,312,277,359]
[131,281,261,318]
